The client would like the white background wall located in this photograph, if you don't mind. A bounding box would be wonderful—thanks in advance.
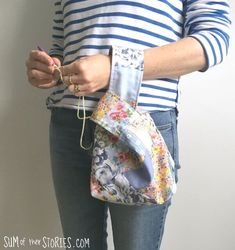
[0,1,234,250]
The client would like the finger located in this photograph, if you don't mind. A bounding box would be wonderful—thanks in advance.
[51,57,62,67]
[27,61,55,74]
[30,78,56,88]
[30,50,54,66]
[60,62,78,76]
[63,74,85,87]
[28,69,54,81]
[68,84,87,96]
[38,82,58,89]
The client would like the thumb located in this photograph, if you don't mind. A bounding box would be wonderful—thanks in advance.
[51,57,61,67]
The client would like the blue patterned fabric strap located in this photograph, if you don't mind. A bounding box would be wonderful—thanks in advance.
[109,46,144,106]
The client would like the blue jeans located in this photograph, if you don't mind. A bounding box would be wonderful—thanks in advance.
[49,107,180,250]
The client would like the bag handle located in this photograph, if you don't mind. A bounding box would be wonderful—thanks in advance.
[108,46,144,108]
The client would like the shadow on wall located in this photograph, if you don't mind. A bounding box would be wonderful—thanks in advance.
[0,0,63,245]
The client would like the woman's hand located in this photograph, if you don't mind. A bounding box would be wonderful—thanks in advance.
[61,54,111,96]
[25,50,61,89]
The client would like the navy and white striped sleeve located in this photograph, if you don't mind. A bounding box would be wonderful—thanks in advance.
[183,0,231,70]
[49,0,64,59]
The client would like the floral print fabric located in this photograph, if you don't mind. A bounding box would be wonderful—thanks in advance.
[90,92,177,205]
[90,45,177,205]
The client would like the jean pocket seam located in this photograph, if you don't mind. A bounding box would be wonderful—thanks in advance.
[169,111,179,169]
[156,122,172,131]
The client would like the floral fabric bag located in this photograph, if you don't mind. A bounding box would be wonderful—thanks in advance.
[90,46,177,205]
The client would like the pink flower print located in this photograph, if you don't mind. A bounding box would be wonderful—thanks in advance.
[91,176,101,193]
[116,102,124,111]
[110,110,128,120]
[120,111,128,119]
[110,112,120,120]
[118,152,129,162]
[109,134,119,143]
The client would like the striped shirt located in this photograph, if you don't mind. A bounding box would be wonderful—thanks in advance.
[47,0,231,111]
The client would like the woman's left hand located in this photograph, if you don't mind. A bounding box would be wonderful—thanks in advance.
[61,54,111,95]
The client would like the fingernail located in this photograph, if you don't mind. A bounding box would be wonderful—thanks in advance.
[52,58,58,65]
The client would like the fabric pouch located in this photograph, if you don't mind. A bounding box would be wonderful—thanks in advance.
[90,46,177,205]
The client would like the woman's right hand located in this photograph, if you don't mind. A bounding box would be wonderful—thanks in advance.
[25,50,61,89]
